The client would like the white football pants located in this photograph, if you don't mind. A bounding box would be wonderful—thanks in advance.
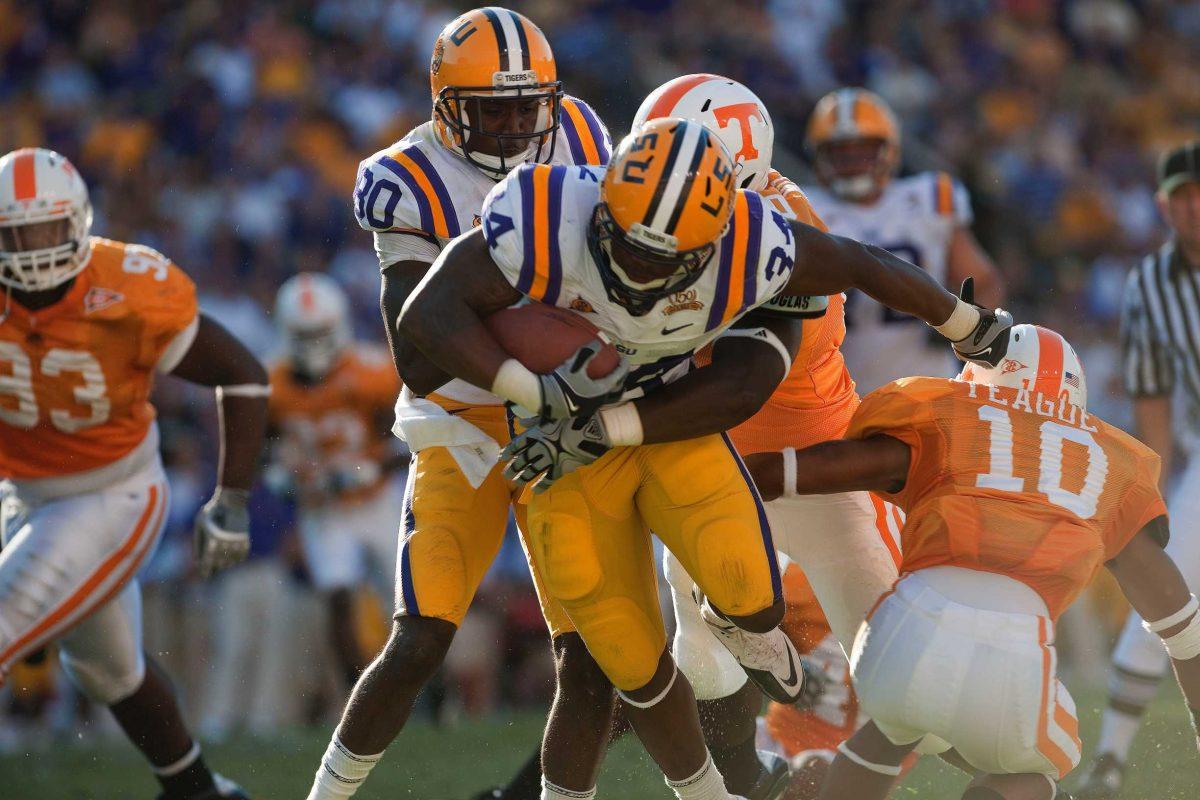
[668,490,901,700]
[298,478,403,603]
[0,459,168,704]
[852,567,1082,779]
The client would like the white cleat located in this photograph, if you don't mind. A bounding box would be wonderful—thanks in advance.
[699,599,810,705]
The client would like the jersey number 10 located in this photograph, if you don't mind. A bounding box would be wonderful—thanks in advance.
[975,405,1108,518]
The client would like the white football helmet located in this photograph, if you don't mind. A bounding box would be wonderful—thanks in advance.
[275,272,350,381]
[633,73,774,193]
[958,324,1087,412]
[0,148,93,292]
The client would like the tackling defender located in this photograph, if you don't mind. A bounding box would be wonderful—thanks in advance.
[804,88,1004,393]
[305,9,615,800]
[0,148,269,800]
[400,118,1011,800]
[744,325,1200,800]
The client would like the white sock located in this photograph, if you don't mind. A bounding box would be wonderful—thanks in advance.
[306,735,383,800]
[541,777,597,799]
[1096,707,1145,764]
[666,752,733,800]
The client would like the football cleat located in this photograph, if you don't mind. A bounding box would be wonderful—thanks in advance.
[700,599,817,706]
[157,773,251,800]
[745,750,791,800]
[1074,753,1123,799]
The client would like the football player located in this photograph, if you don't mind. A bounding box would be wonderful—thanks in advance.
[398,118,1011,800]
[0,148,269,800]
[743,325,1200,800]
[305,8,614,800]
[629,74,908,800]
[804,88,1005,394]
[268,273,403,690]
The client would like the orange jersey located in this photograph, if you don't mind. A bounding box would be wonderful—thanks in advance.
[269,347,400,504]
[0,238,197,479]
[721,170,858,454]
[848,377,1167,619]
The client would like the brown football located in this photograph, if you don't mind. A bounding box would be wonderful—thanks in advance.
[484,304,620,379]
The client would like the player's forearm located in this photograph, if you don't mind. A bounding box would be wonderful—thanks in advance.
[743,436,910,501]
[380,263,451,395]
[215,394,268,491]
[632,350,785,445]
[1134,396,1173,491]
[788,225,959,330]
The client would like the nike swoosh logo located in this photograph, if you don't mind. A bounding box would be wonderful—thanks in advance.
[779,649,801,690]
[661,323,693,336]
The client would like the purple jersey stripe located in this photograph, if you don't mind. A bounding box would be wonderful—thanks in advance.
[378,155,433,234]
[405,147,461,237]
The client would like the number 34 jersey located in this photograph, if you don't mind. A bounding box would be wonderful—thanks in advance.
[849,376,1166,619]
[481,163,822,397]
[0,238,198,482]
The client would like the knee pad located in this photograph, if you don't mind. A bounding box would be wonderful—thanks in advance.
[689,518,776,618]
[60,648,145,705]
[572,596,664,692]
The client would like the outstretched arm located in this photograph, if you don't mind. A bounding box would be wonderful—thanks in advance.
[627,312,802,445]
[1107,520,1200,748]
[742,435,911,502]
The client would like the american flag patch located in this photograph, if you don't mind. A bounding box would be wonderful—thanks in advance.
[1064,371,1081,389]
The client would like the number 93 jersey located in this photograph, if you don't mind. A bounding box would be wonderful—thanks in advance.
[848,376,1167,619]
[0,238,198,482]
[481,163,824,398]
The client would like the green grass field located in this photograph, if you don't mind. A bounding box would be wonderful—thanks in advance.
[2,686,1197,799]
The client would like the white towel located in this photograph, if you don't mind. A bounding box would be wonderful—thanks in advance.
[391,388,500,488]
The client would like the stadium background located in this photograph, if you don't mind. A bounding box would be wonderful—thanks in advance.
[2,0,1199,797]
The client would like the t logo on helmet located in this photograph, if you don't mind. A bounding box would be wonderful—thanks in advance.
[712,103,764,161]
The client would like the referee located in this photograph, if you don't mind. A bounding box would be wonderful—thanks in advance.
[1078,140,1200,799]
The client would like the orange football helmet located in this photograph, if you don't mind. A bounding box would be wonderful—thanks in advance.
[590,118,736,316]
[430,7,562,179]
[806,88,900,201]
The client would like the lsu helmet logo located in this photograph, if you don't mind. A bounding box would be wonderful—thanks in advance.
[431,39,445,75]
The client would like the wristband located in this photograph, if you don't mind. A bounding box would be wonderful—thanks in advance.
[492,359,542,414]
[216,384,272,399]
[599,402,644,446]
[781,447,798,499]
[932,298,981,342]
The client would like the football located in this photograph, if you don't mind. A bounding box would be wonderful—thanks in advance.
[484,304,621,379]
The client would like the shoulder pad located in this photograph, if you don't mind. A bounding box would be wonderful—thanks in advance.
[354,146,463,240]
[559,96,613,167]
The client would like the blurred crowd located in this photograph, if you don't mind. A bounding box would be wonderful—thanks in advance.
[1,0,1197,743]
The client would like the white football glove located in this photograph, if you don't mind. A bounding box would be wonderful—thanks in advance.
[529,341,630,423]
[194,487,251,578]
[501,413,613,492]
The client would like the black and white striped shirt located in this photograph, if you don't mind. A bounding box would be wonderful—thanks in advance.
[1122,241,1200,407]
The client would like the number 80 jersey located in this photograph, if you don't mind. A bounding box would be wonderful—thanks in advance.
[481,163,824,395]
[0,238,198,482]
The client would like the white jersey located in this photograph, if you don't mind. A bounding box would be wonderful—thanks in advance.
[354,96,612,405]
[481,164,824,400]
[805,171,972,393]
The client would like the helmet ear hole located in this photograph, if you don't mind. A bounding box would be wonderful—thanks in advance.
[740,175,755,189]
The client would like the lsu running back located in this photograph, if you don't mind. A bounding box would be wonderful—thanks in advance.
[400,116,1012,800]
[0,148,265,800]
[306,10,614,800]
[636,75,907,799]
[804,87,1003,393]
